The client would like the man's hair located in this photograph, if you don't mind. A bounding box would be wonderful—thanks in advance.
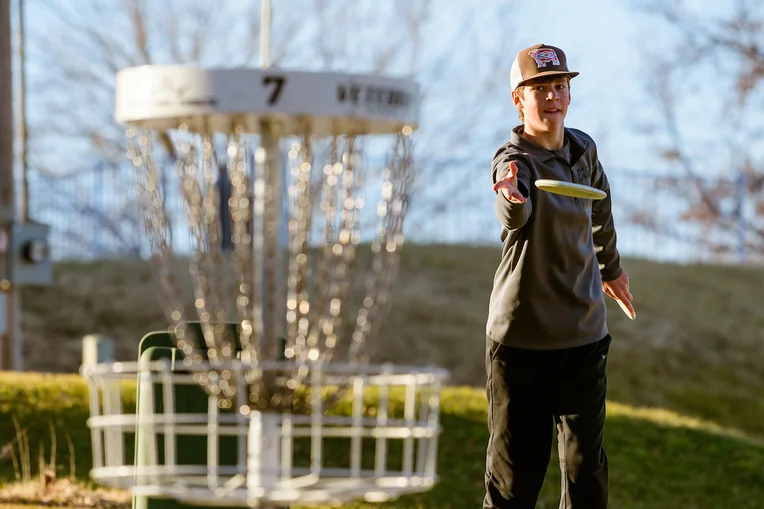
[513,75,571,122]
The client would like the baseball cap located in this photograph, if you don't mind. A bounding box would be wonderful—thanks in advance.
[510,44,579,91]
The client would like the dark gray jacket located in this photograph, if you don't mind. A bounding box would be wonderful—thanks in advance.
[486,126,622,350]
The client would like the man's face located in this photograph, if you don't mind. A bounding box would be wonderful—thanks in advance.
[513,76,571,131]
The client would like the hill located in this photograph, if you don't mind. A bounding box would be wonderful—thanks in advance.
[18,244,764,438]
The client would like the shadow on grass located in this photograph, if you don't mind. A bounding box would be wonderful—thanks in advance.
[298,406,764,509]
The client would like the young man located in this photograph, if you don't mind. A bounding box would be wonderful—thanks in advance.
[483,44,634,509]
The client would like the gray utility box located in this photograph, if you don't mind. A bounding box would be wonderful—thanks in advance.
[0,220,52,286]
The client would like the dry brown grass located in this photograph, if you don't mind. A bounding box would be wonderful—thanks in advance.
[0,479,130,508]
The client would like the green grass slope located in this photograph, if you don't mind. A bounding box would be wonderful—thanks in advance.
[1,377,763,509]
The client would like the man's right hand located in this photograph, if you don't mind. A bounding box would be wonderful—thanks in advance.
[493,161,527,203]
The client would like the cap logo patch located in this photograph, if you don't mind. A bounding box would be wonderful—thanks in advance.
[528,48,560,68]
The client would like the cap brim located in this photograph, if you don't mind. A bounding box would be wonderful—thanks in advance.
[517,71,579,87]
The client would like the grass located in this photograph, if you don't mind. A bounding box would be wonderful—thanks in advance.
[321,395,764,509]
[18,245,764,438]
[4,243,764,506]
[0,479,131,508]
[0,372,108,491]
[1,381,763,509]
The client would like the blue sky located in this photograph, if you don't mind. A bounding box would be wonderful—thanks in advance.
[483,0,663,167]
[417,0,754,262]
[17,0,753,263]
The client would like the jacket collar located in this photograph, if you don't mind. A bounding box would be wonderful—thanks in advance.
[510,125,589,164]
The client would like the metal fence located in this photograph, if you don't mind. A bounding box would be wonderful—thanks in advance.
[24,163,762,265]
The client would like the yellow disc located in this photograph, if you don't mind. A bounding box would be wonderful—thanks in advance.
[534,179,607,200]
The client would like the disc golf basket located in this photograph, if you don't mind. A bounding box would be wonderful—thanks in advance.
[78,37,447,509]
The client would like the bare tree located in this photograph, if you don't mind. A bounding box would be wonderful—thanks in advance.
[633,0,764,262]
[24,0,517,254]
[24,0,268,255]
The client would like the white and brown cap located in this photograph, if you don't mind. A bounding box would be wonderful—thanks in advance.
[510,43,579,91]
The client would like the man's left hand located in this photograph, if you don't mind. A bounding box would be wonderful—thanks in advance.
[603,271,635,319]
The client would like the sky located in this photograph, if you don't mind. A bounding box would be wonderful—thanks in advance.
[16,0,757,264]
[460,0,678,170]
[511,0,656,163]
[414,0,755,263]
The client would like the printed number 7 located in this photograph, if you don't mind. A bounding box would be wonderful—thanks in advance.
[263,76,286,105]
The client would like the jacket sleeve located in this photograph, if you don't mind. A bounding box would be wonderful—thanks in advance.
[492,148,532,230]
[591,159,622,281]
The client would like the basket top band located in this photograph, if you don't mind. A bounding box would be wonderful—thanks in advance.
[115,66,420,136]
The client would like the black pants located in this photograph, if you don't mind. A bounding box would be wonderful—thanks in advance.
[483,335,611,509]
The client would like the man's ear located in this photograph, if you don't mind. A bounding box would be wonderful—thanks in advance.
[512,89,523,108]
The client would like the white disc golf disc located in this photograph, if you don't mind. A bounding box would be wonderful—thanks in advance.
[616,298,636,320]
[535,179,607,200]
